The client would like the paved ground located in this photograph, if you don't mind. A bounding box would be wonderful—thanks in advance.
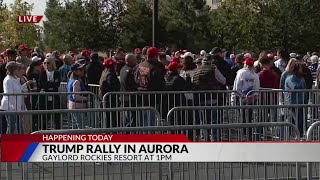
[1,162,317,180]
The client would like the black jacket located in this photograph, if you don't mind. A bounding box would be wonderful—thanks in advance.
[134,60,166,91]
[0,63,7,93]
[302,64,313,89]
[120,64,137,92]
[213,59,232,87]
[165,71,187,91]
[38,70,61,109]
[86,60,103,85]
[100,69,120,97]
[55,59,63,70]
[39,70,61,92]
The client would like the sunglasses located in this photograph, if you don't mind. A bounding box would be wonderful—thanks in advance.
[43,62,50,65]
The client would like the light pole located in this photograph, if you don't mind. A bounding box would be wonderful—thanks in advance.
[152,0,158,48]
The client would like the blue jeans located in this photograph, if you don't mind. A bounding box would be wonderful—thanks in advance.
[6,115,19,134]
[142,110,157,126]
[71,113,88,129]
[124,111,136,127]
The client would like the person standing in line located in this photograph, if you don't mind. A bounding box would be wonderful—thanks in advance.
[52,51,63,70]
[112,48,126,76]
[233,58,260,99]
[38,58,61,130]
[285,62,306,136]
[120,54,137,127]
[309,55,319,81]
[86,52,103,85]
[99,58,120,128]
[17,44,32,67]
[58,54,73,83]
[67,63,88,129]
[274,50,290,73]
[259,55,280,89]
[134,47,165,126]
[210,47,231,89]
[230,54,245,84]
[16,63,33,134]
[0,62,32,134]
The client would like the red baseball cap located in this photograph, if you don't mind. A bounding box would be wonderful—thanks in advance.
[18,44,31,51]
[168,61,183,71]
[171,57,181,63]
[134,48,141,54]
[146,47,159,59]
[244,57,254,66]
[103,58,119,68]
[81,50,90,57]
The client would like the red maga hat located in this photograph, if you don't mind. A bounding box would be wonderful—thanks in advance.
[168,61,183,71]
[146,47,159,59]
[18,44,31,51]
[103,58,119,68]
[244,57,254,66]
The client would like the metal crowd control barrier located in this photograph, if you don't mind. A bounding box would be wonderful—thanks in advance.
[0,92,99,133]
[87,84,100,98]
[167,104,320,138]
[306,121,320,180]
[0,107,161,180]
[60,82,100,97]
[102,91,242,120]
[0,123,301,180]
[0,107,161,134]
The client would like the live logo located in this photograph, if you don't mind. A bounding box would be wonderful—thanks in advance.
[18,15,43,23]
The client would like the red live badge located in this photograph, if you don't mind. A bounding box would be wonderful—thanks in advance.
[18,15,43,23]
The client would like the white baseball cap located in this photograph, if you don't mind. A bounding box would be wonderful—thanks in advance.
[182,52,194,59]
[46,53,53,59]
[32,56,41,62]
[290,53,297,58]
[200,50,206,56]
[311,55,319,64]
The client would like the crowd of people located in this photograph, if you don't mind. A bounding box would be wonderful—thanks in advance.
[0,44,319,134]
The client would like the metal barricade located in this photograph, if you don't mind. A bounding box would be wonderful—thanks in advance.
[59,82,68,92]
[60,82,100,97]
[0,107,161,180]
[0,123,301,180]
[102,91,242,124]
[246,89,320,133]
[167,104,320,138]
[88,84,100,98]
[306,121,320,180]
[0,92,98,133]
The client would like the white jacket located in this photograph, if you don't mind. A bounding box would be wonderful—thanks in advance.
[0,75,27,111]
[233,68,260,97]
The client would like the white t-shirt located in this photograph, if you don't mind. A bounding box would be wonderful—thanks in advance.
[274,59,287,73]
[46,70,54,82]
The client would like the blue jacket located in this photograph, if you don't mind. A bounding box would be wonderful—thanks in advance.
[58,64,71,82]
[280,71,288,90]
[224,57,235,68]
[285,75,305,104]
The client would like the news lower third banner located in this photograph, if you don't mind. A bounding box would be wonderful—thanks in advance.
[1,134,320,162]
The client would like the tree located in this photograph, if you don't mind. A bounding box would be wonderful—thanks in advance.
[119,0,152,51]
[0,0,38,49]
[44,0,122,52]
[159,0,214,52]
[210,0,320,53]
